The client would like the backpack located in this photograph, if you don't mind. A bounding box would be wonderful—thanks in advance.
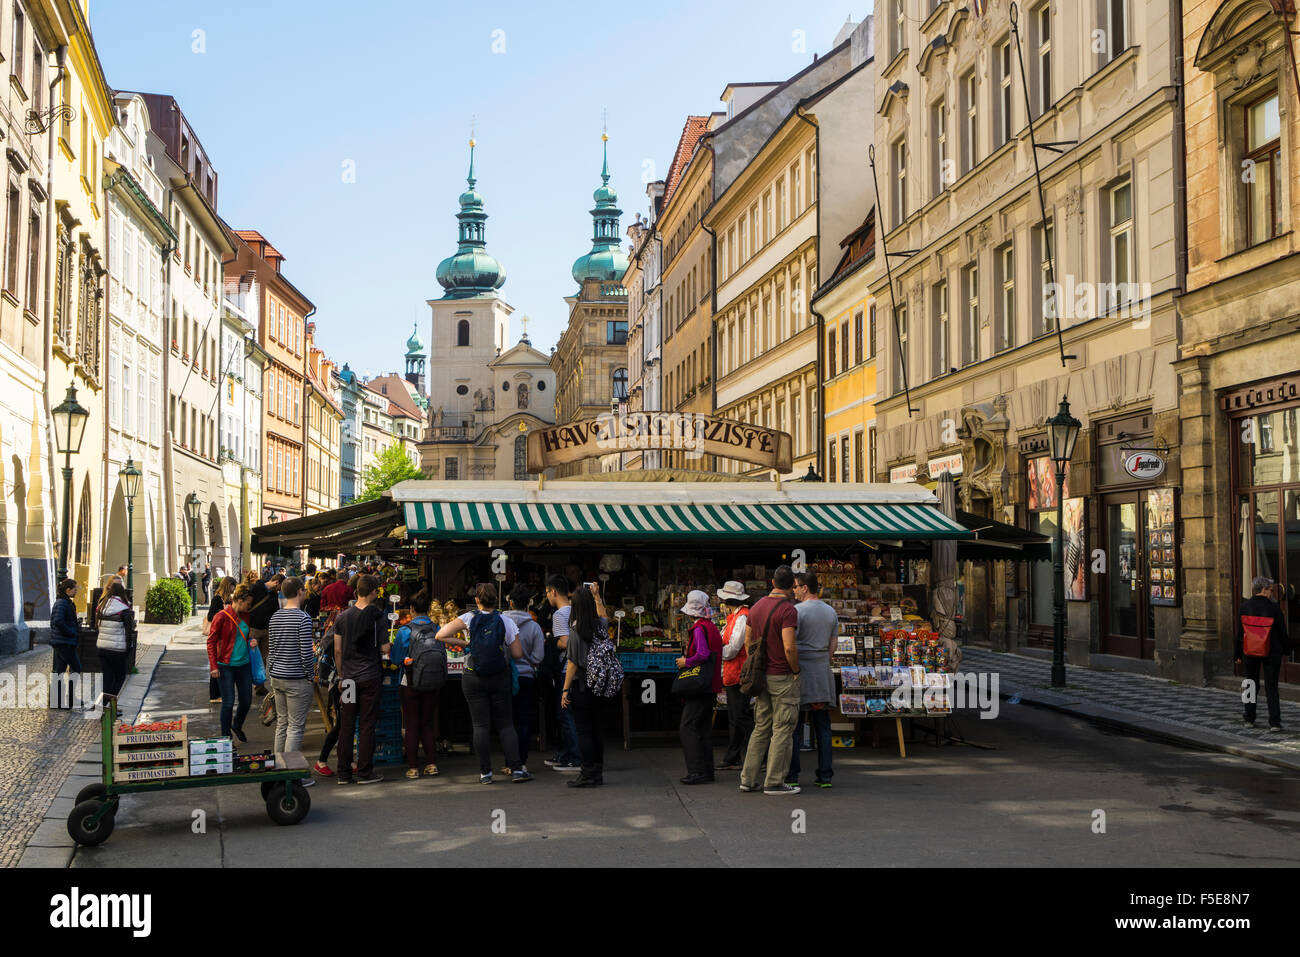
[467,611,509,676]
[584,620,625,698]
[740,596,788,697]
[1241,614,1272,658]
[407,620,448,691]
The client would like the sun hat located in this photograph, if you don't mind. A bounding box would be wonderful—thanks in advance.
[680,589,712,619]
[716,580,750,603]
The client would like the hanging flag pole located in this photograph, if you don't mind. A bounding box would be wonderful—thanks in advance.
[868,144,919,417]
[1009,1,1075,368]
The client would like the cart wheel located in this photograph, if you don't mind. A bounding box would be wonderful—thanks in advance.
[67,799,116,846]
[265,782,310,826]
[75,782,108,805]
[260,781,276,801]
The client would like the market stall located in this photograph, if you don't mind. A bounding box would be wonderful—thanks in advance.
[387,477,989,751]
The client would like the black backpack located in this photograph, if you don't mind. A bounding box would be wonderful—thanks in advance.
[467,611,509,676]
[407,620,448,691]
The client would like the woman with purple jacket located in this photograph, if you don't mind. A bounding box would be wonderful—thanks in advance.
[676,590,724,785]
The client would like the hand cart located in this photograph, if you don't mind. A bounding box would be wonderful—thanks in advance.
[66,696,312,847]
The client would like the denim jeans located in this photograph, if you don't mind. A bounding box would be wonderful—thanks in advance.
[789,707,833,783]
[513,675,537,767]
[270,675,313,753]
[554,693,582,764]
[217,662,253,737]
[462,669,521,775]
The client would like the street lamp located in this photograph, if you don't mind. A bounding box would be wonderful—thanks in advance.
[52,386,89,581]
[1046,395,1082,688]
[119,459,142,595]
[185,493,201,615]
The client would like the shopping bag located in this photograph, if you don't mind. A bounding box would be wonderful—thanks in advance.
[249,646,267,686]
[671,653,713,697]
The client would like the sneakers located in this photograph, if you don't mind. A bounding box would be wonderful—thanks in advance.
[423,764,439,776]
[480,772,494,784]
[512,768,534,783]
[1268,725,1284,733]
[356,772,384,785]
[337,776,354,786]
[231,727,247,744]
[1244,719,1257,727]
[817,780,833,789]
[405,768,420,779]
[566,774,602,788]
[313,761,335,777]
[544,756,578,768]
[551,762,582,773]
[208,697,222,703]
[299,777,315,789]
[764,784,801,796]
[738,783,760,793]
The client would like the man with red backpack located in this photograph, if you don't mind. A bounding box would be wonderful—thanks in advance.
[1235,575,1290,732]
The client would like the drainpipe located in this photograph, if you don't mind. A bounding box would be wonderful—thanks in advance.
[40,45,67,612]
[795,105,824,481]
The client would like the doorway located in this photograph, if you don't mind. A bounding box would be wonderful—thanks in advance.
[1101,491,1155,659]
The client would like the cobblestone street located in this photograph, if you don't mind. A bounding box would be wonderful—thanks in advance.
[0,647,99,868]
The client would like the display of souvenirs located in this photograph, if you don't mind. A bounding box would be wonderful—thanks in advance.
[839,694,869,716]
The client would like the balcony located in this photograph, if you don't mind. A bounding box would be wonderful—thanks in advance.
[427,426,472,442]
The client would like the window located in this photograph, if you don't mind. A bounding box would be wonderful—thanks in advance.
[828,327,837,378]
[869,427,878,482]
[791,162,802,214]
[854,430,865,483]
[962,262,980,366]
[612,367,628,399]
[445,457,459,480]
[1034,221,1055,336]
[22,204,38,308]
[996,40,1013,148]
[840,320,849,372]
[606,320,628,345]
[762,190,772,245]
[829,439,837,484]
[11,4,24,82]
[807,147,816,203]
[776,177,786,232]
[841,435,850,483]
[31,36,42,113]
[738,215,747,263]
[868,304,877,358]
[1103,0,1128,63]
[456,319,470,347]
[853,310,863,365]
[5,183,20,294]
[107,337,119,428]
[931,99,947,195]
[1034,3,1052,116]
[894,304,908,393]
[892,0,905,59]
[122,352,132,432]
[996,242,1014,353]
[1109,180,1133,305]
[962,71,978,175]
[1244,92,1282,246]
[933,280,949,377]
[892,138,908,227]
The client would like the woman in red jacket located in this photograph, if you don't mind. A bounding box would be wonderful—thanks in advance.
[207,584,257,742]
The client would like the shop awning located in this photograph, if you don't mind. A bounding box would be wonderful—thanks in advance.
[251,497,405,556]
[390,480,971,543]
[956,510,1052,562]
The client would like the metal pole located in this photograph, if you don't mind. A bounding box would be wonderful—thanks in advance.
[1051,462,1066,687]
[125,499,134,595]
[57,452,73,582]
[189,515,198,616]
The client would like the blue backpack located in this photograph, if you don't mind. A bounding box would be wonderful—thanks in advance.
[467,611,509,676]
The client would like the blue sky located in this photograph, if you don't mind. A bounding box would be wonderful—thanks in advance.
[92,0,872,378]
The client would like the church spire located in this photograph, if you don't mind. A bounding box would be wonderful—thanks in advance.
[436,135,507,299]
[571,127,629,286]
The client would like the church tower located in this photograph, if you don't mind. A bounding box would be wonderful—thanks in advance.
[427,138,514,423]
[404,322,426,393]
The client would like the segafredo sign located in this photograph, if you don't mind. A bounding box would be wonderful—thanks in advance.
[1122,451,1165,480]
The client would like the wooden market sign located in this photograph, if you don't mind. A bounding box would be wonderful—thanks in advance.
[526,412,794,474]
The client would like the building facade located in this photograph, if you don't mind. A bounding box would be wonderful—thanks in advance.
[226,229,312,525]
[552,136,629,476]
[104,93,173,598]
[302,322,341,515]
[48,1,114,610]
[0,0,61,648]
[658,115,718,471]
[219,287,263,578]
[1176,0,1300,684]
[871,0,1183,668]
[140,94,231,575]
[336,363,364,503]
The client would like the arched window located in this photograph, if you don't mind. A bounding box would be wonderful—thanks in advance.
[612,367,628,399]
[517,382,529,409]
[456,320,470,347]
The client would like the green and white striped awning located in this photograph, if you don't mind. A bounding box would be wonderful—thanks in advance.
[399,495,969,542]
